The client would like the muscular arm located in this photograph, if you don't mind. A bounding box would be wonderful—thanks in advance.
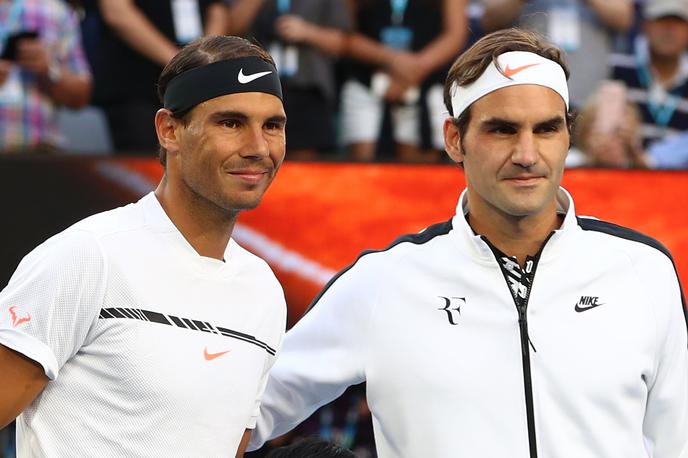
[204,3,229,36]
[585,0,633,32]
[98,0,178,67]
[0,344,48,429]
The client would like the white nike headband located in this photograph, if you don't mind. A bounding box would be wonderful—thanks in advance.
[163,56,283,115]
[450,51,569,118]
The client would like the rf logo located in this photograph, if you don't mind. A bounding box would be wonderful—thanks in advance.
[438,296,465,325]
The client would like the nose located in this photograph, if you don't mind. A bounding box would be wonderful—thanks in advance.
[511,131,538,168]
[240,124,270,159]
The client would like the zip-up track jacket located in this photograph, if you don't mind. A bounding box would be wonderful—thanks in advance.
[249,188,688,457]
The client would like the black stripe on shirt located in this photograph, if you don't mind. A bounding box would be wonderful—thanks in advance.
[577,217,688,334]
[305,219,454,315]
[98,308,276,355]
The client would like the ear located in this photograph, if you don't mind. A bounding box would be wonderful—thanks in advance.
[155,109,182,155]
[444,117,465,164]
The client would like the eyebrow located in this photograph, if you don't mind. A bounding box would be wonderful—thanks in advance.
[481,116,565,131]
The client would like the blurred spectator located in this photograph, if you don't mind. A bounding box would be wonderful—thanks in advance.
[92,0,227,153]
[227,0,351,160]
[647,130,688,167]
[0,0,91,153]
[341,0,467,162]
[480,0,634,108]
[609,0,688,148]
[569,81,649,168]
[265,437,356,458]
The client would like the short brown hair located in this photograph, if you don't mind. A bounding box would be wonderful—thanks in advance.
[443,28,573,139]
[156,36,275,166]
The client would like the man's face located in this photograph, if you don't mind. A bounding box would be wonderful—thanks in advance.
[645,16,688,59]
[169,92,286,213]
[444,85,570,222]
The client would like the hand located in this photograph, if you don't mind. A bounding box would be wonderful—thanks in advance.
[15,38,50,78]
[275,15,312,44]
[0,59,11,85]
[387,50,429,87]
[384,77,410,103]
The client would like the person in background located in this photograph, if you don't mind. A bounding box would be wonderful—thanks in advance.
[480,0,634,108]
[92,0,227,153]
[568,80,649,168]
[0,0,91,153]
[227,0,352,160]
[265,437,356,458]
[609,0,688,148]
[341,0,467,162]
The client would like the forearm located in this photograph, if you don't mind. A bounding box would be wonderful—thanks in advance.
[480,0,524,32]
[585,0,633,31]
[98,0,178,67]
[205,3,229,36]
[416,0,468,75]
[345,32,396,69]
[300,23,348,56]
[40,70,91,108]
[227,0,267,35]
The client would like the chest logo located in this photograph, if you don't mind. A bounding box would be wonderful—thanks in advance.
[438,296,465,325]
[204,347,231,361]
[574,296,605,313]
[9,306,31,327]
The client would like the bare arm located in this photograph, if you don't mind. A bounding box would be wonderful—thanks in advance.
[205,3,229,36]
[98,0,178,67]
[276,15,348,56]
[235,429,252,457]
[480,0,524,32]
[0,345,48,429]
[226,0,268,36]
[585,0,633,32]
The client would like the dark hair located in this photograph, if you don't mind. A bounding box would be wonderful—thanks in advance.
[155,36,275,166]
[443,28,574,141]
[265,437,356,458]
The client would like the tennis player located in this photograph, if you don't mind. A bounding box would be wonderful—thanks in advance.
[248,28,688,457]
[0,35,287,457]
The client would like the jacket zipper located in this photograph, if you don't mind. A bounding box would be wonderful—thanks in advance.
[483,235,554,458]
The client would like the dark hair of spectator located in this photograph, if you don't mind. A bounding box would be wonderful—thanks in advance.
[156,35,275,166]
[264,437,357,458]
[443,28,573,142]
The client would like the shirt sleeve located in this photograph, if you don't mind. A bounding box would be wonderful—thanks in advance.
[0,230,107,380]
[642,253,688,457]
[55,3,91,76]
[247,257,378,451]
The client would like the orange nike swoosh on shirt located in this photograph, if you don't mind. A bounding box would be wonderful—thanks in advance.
[204,347,231,361]
[503,63,541,78]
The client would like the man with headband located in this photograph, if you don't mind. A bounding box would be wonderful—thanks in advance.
[248,28,688,457]
[0,36,287,456]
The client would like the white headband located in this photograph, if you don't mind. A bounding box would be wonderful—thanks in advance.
[450,51,569,118]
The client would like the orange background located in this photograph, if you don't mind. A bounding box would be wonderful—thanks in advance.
[120,160,688,325]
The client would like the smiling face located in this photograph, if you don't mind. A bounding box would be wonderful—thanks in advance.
[160,92,286,215]
[445,85,570,225]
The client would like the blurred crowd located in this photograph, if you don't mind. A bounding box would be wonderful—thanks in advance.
[2,0,688,169]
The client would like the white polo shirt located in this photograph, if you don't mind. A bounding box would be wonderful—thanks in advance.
[0,193,286,457]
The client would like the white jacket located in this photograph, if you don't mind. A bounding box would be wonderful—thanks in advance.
[249,188,688,457]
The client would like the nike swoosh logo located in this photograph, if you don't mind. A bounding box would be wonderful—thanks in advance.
[503,63,541,78]
[238,69,272,84]
[574,302,605,313]
[204,347,231,361]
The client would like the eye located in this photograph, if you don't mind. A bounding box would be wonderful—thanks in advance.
[490,125,516,135]
[265,120,285,131]
[220,119,242,128]
[535,124,561,134]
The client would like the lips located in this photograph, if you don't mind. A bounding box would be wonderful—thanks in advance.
[226,168,271,184]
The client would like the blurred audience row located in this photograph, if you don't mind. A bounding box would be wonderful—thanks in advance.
[2,0,688,169]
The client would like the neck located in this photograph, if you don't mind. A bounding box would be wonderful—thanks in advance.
[467,201,562,267]
[154,176,237,261]
[650,51,680,85]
